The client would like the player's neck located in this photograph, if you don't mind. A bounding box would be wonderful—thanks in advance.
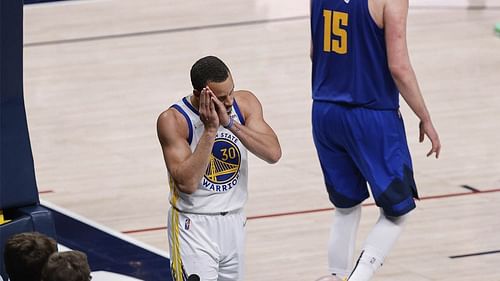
[189,94,200,110]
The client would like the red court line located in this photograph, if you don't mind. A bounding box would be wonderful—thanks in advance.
[122,226,167,234]
[247,188,500,220]
[39,190,54,194]
[120,187,500,234]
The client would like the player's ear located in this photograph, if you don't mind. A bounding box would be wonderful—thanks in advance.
[193,89,200,97]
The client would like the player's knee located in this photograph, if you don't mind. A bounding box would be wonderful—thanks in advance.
[382,209,409,225]
[336,204,362,216]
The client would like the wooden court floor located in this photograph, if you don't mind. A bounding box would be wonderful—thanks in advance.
[23,0,500,280]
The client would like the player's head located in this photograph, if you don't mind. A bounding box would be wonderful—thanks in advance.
[4,232,58,281]
[190,56,235,112]
[41,251,91,281]
[190,56,230,92]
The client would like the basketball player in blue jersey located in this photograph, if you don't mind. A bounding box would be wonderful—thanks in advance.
[310,0,441,280]
[157,56,281,281]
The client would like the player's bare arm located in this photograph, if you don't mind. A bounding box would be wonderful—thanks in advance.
[157,89,219,194]
[210,90,281,164]
[384,0,441,158]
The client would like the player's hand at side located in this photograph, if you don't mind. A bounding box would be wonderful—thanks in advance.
[419,120,441,158]
[199,87,219,131]
[207,87,231,127]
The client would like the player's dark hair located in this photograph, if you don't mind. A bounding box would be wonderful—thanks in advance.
[190,56,230,91]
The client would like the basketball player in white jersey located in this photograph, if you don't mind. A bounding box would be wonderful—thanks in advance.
[157,56,281,281]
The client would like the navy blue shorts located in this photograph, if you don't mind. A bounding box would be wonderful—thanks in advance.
[312,101,418,217]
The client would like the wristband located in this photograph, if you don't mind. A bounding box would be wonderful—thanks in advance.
[223,117,234,129]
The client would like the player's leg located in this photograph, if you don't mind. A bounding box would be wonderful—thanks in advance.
[342,108,417,281]
[328,205,361,278]
[312,101,369,279]
[347,209,408,281]
[218,211,246,281]
[344,108,418,216]
[167,208,220,281]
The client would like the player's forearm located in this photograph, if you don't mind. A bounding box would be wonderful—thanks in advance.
[173,129,216,193]
[229,123,281,164]
[391,66,431,123]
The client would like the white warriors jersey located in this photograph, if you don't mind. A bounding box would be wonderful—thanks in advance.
[168,95,248,214]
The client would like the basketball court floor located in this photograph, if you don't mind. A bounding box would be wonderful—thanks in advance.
[22,0,500,280]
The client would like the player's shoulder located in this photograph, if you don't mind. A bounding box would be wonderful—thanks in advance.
[234,89,256,98]
[233,90,263,119]
[157,107,182,125]
[157,107,189,140]
[234,90,260,106]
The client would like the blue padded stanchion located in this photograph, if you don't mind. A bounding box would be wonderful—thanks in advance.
[0,0,39,209]
[0,0,56,279]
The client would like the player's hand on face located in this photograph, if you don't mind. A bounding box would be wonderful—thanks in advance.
[419,120,441,158]
[199,87,219,131]
[207,87,231,127]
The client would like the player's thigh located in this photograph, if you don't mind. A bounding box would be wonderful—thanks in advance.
[218,254,242,281]
[181,252,219,281]
[345,109,417,216]
[218,212,246,281]
[168,209,219,280]
[312,102,369,207]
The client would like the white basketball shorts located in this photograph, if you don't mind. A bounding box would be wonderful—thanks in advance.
[168,207,246,281]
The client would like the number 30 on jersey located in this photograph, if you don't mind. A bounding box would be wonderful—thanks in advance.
[323,10,349,54]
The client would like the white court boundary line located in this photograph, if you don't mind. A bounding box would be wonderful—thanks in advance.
[23,0,110,9]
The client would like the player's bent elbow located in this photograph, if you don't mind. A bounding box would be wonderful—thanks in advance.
[176,182,198,194]
[266,148,282,164]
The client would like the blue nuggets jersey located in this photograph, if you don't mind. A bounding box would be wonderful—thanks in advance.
[311,0,399,109]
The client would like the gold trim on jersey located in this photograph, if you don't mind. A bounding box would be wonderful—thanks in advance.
[169,176,179,208]
[170,206,187,281]
[169,177,187,281]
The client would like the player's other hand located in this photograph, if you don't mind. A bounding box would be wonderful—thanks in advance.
[207,87,231,127]
[199,87,220,131]
[419,120,441,158]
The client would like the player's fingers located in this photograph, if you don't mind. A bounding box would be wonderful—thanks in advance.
[434,143,441,159]
[210,96,218,110]
[201,97,206,115]
[426,141,441,158]
[200,88,211,122]
[206,87,215,102]
[204,89,211,112]
[206,89,221,108]
[426,148,433,157]
[210,96,223,113]
[199,88,205,107]
[419,128,425,143]
[209,98,214,111]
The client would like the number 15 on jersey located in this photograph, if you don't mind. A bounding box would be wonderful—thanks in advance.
[323,10,349,54]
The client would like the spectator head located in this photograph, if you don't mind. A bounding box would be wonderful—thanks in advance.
[4,232,57,281]
[41,251,91,281]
